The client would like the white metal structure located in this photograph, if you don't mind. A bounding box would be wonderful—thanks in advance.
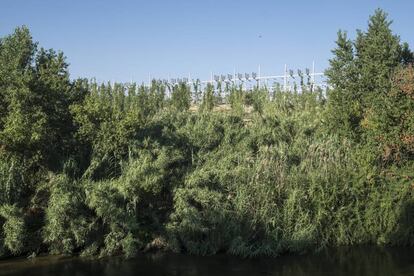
[146,62,328,97]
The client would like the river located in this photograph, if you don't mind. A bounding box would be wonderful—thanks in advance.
[1,247,414,275]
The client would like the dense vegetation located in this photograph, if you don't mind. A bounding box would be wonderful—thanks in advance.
[0,9,413,259]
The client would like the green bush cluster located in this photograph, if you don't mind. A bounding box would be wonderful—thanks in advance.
[0,9,413,259]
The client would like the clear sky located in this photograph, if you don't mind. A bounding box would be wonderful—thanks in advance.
[1,1,413,83]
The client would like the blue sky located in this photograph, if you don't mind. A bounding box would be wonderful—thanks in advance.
[1,1,413,83]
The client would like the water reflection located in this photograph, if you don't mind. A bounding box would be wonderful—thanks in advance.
[1,247,414,276]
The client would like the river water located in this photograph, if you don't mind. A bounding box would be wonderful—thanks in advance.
[1,247,414,276]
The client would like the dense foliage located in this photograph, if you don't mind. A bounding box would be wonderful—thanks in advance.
[0,9,414,259]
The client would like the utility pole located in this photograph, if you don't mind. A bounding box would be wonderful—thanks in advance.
[311,61,315,92]
[258,64,261,89]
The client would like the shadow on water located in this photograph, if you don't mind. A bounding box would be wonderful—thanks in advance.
[1,247,414,276]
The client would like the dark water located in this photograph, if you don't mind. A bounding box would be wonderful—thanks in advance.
[1,247,414,276]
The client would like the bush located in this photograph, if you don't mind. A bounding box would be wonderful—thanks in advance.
[0,204,25,255]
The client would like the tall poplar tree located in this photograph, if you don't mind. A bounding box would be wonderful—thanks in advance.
[325,9,413,142]
[325,30,360,138]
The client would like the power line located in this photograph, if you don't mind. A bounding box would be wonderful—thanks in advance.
[146,62,327,93]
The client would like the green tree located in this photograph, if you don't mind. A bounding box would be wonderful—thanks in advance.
[171,82,191,111]
[325,9,412,142]
[0,26,78,170]
[355,9,402,108]
[325,30,360,138]
[0,26,37,154]
[200,83,215,112]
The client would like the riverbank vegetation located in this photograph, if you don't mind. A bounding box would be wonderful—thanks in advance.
[0,9,414,259]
